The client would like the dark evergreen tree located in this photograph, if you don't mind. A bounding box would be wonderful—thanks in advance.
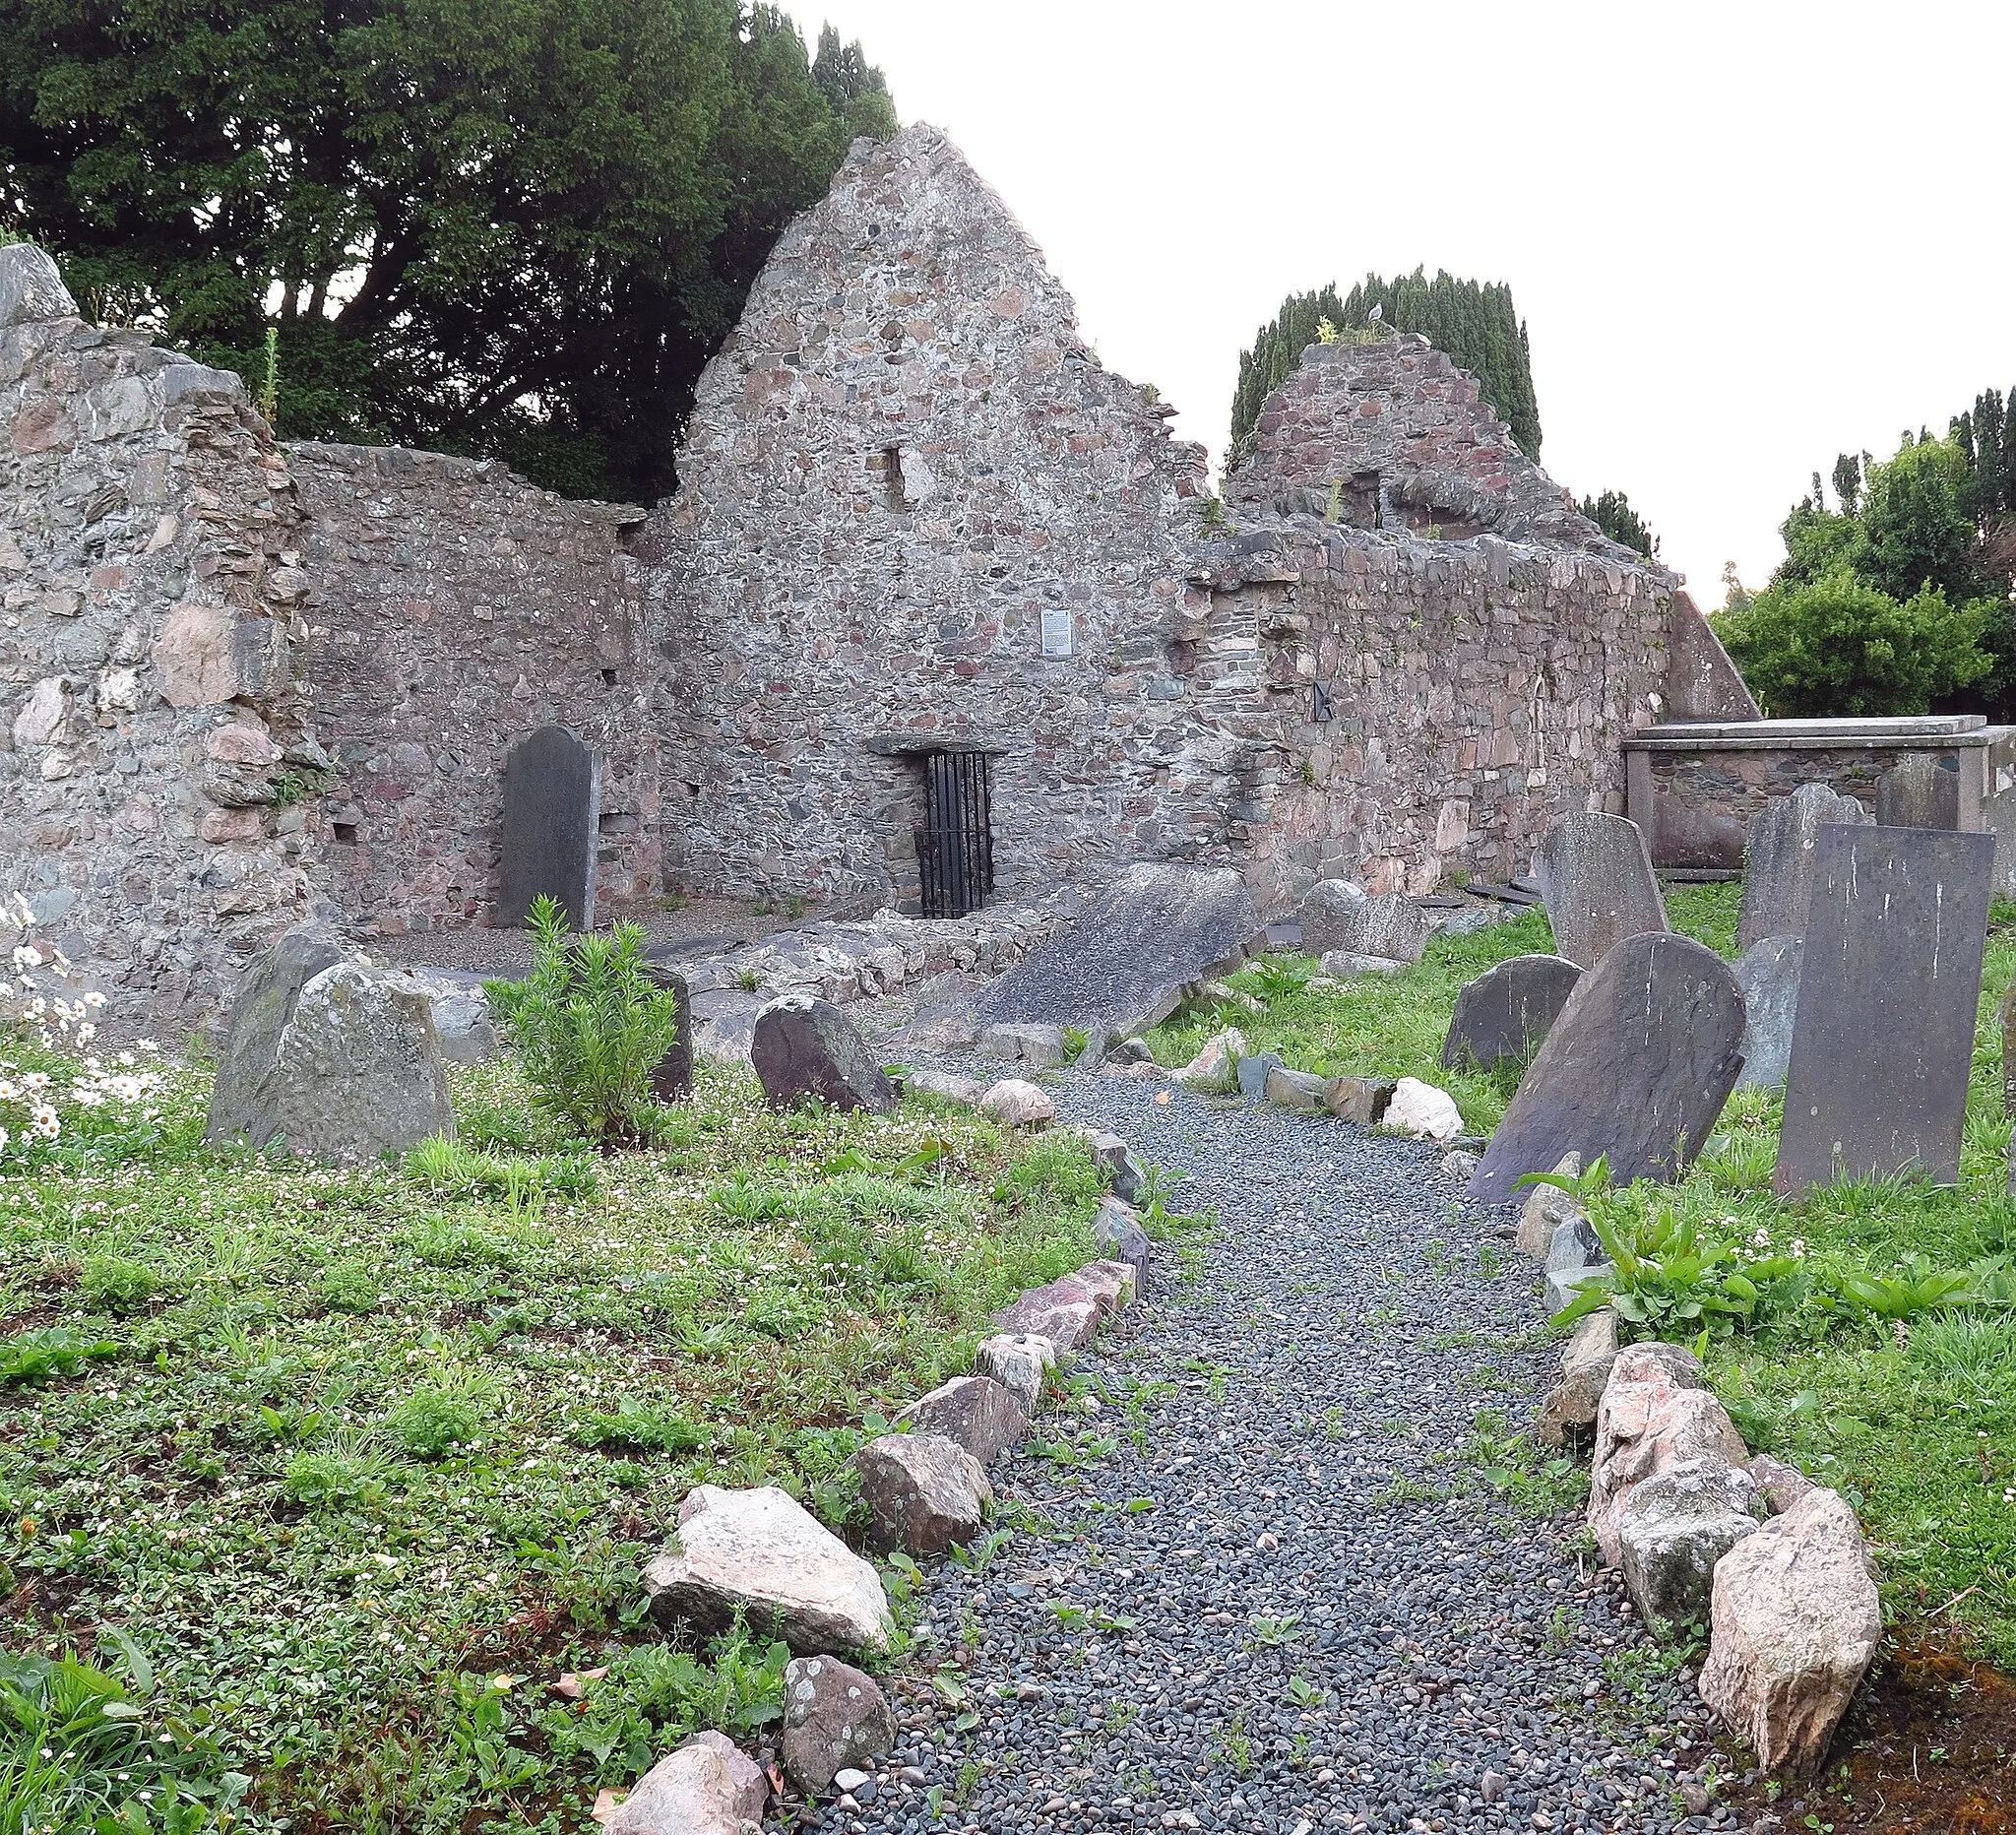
[1228,267,1541,468]
[1578,490,1659,558]
[0,0,896,502]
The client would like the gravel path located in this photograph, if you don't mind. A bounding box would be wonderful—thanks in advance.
[814,1072,1742,1835]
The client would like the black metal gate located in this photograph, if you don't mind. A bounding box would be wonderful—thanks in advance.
[914,749,994,918]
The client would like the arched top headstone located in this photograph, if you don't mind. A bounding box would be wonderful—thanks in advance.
[496,726,599,930]
[1535,812,1669,969]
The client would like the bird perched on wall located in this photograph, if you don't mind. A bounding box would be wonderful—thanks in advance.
[1367,303,1383,323]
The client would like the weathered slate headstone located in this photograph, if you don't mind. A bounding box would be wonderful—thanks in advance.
[1776,825,1993,1192]
[1736,782,1872,951]
[751,994,897,1114]
[1875,752,1961,832]
[495,725,599,930]
[641,961,695,1102]
[1326,891,1433,965]
[1535,812,1669,969]
[205,921,350,1148]
[1468,933,1746,1203]
[1732,935,1802,1089]
[974,862,1258,1033]
[1439,954,1582,1071]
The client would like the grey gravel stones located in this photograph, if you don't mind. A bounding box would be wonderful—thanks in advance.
[974,862,1258,1033]
[751,995,897,1115]
[1736,782,1871,950]
[642,1485,891,1653]
[781,1655,895,1795]
[1469,932,1745,1203]
[1535,811,1669,968]
[1439,954,1581,1071]
[1777,823,1995,1192]
[894,1374,1030,1465]
[855,1433,991,1554]
[1732,934,1802,1088]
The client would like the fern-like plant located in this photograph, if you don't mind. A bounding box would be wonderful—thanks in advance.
[485,896,685,1145]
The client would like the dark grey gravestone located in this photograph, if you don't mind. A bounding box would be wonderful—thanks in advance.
[1776,825,1993,1192]
[1732,935,1802,1089]
[1875,753,1961,831]
[641,961,694,1103]
[205,921,350,1149]
[1440,954,1582,1071]
[1468,932,1746,1203]
[495,726,599,930]
[1736,782,1872,951]
[974,862,1259,1033]
[751,995,898,1115]
[1535,812,1669,969]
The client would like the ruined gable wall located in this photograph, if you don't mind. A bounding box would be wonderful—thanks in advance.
[0,247,323,1033]
[289,444,659,934]
[638,125,1247,907]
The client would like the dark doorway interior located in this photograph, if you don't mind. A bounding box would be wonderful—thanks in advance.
[915,749,995,918]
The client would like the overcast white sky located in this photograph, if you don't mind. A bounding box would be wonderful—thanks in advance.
[781,0,2015,603]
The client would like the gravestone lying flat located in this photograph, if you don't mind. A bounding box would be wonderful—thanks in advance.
[1732,935,1802,1090]
[1736,781,1871,951]
[495,725,599,930]
[1776,825,1993,1192]
[1468,932,1746,1204]
[1875,752,1961,831]
[1440,954,1582,1071]
[974,862,1258,1034]
[751,995,897,1115]
[1535,812,1669,969]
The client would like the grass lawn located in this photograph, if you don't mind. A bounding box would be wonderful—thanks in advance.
[1151,884,2016,1671]
[0,1048,1105,1832]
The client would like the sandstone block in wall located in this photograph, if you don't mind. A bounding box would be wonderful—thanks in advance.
[156,602,288,708]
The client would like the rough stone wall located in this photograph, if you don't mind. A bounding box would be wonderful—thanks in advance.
[0,246,323,1033]
[1192,524,1673,902]
[637,124,1237,907]
[1228,332,1617,550]
[289,444,658,934]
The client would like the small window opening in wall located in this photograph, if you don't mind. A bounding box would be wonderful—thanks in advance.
[332,821,359,844]
[600,666,619,687]
[881,445,908,511]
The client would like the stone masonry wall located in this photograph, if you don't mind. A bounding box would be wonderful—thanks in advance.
[0,246,323,1033]
[637,125,1242,908]
[289,444,659,935]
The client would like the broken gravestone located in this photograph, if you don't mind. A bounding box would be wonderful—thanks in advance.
[495,725,599,930]
[1302,889,1431,965]
[973,862,1258,1033]
[1535,812,1669,969]
[750,995,896,1114]
[1776,825,1993,1192]
[1875,751,1961,831]
[1468,933,1746,1203]
[1736,782,1872,951]
[1439,954,1582,1071]
[1293,878,1367,955]
[206,921,350,1146]
[1732,935,1802,1089]
[640,959,695,1102]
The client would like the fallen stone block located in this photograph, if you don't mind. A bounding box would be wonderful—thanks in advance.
[1699,1486,1881,1775]
[1294,877,1368,955]
[855,1432,990,1555]
[1081,1128,1148,1202]
[904,1068,984,1104]
[1173,1029,1243,1089]
[1070,1258,1138,1316]
[1517,1155,1584,1260]
[1326,1075,1397,1126]
[978,1078,1055,1126]
[895,1374,1029,1466]
[974,1332,1056,1411]
[642,1485,891,1653]
[1264,1063,1331,1109]
[993,1279,1102,1353]
[1535,1306,1619,1446]
[1235,1052,1282,1102]
[604,1730,768,1835]
[1616,1456,1764,1628]
[751,996,896,1115]
[1747,1452,1819,1516]
[1381,1077,1464,1141]
[1318,950,1406,979]
[979,1021,1067,1066]
[1589,1343,1746,1568]
[781,1655,895,1796]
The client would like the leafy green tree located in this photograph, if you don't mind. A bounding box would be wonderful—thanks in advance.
[1858,433,1984,606]
[1578,489,1659,557]
[1715,570,1991,717]
[0,0,894,501]
[1228,267,1540,467]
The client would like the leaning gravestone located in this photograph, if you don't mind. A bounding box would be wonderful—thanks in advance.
[751,995,897,1115]
[1875,752,1961,831]
[1736,781,1872,951]
[1731,935,1802,1089]
[974,862,1258,1034]
[495,726,599,930]
[1776,825,1993,1192]
[1468,932,1746,1203]
[1535,812,1669,969]
[1440,954,1582,1071]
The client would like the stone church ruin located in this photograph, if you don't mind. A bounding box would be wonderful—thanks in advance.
[5,124,1773,1029]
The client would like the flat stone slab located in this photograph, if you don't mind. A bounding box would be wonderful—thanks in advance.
[1732,935,1802,1090]
[1439,954,1581,1071]
[1536,812,1668,969]
[495,725,599,930]
[1469,932,1746,1203]
[1737,782,1871,951]
[974,862,1258,1032]
[1777,825,1994,1192]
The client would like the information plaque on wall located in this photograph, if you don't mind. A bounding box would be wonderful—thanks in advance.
[1040,605,1073,658]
